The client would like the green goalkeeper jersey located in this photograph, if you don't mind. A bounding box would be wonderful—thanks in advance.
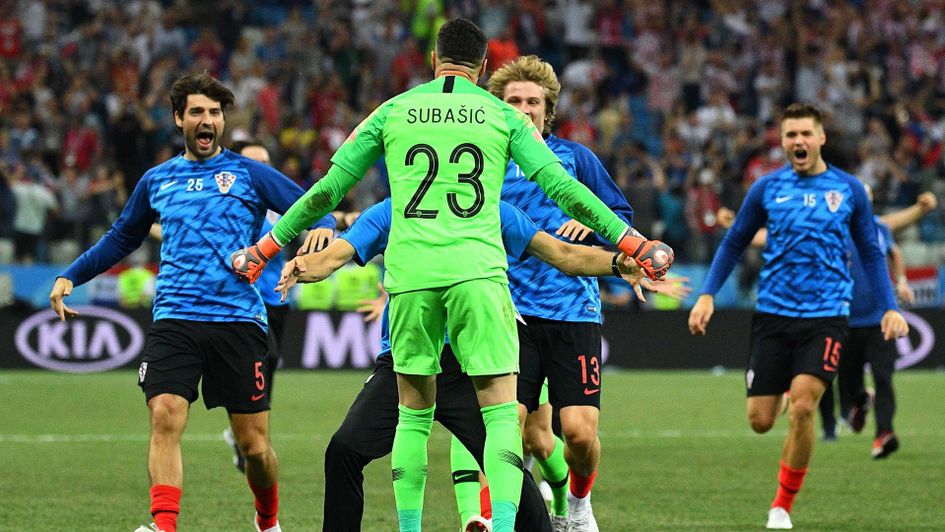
[330,75,560,293]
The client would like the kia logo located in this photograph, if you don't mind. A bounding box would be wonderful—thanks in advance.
[15,306,144,373]
[895,310,935,370]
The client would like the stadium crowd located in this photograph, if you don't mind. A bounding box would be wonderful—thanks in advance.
[1,0,944,269]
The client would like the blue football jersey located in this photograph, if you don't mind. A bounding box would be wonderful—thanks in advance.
[848,216,894,327]
[341,198,539,358]
[61,149,335,328]
[501,135,632,323]
[702,165,897,318]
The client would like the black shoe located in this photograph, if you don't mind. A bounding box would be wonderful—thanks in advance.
[872,431,899,459]
[846,388,874,434]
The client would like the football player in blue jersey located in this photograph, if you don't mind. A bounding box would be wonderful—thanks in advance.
[272,198,653,532]
[48,74,335,532]
[688,103,909,530]
[718,188,937,458]
[487,55,643,531]
[842,190,935,458]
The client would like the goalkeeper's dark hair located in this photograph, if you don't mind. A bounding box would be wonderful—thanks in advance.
[170,72,235,119]
[436,18,487,68]
[230,139,265,154]
[781,103,824,125]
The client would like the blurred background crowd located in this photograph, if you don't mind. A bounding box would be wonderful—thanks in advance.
[1,0,944,309]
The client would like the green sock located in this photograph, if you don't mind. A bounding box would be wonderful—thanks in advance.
[449,435,482,525]
[537,436,570,517]
[392,404,434,532]
[481,401,523,532]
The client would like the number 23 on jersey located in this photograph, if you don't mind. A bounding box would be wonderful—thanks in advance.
[403,143,485,219]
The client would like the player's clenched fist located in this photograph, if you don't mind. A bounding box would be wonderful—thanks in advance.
[617,231,674,280]
[231,231,283,283]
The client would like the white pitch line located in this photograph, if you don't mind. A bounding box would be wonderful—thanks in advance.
[3,428,945,444]
[0,433,325,443]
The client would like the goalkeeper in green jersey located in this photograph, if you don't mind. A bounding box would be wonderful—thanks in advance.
[230,18,673,532]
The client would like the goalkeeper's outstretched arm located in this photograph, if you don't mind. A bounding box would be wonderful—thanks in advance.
[533,163,674,279]
[231,165,360,283]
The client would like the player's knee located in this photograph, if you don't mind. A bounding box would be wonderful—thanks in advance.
[748,411,775,434]
[523,431,553,460]
[148,397,187,436]
[562,425,597,455]
[788,397,817,424]
[326,430,362,463]
[233,428,269,457]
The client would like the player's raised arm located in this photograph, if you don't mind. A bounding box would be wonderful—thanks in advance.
[533,163,673,279]
[231,164,360,283]
[878,190,937,232]
[241,157,337,254]
[232,102,389,283]
[276,198,393,300]
[499,104,672,279]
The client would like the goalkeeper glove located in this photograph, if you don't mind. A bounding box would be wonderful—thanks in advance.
[231,231,282,284]
[616,229,674,280]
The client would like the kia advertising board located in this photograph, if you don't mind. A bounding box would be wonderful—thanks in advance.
[2,307,942,371]
[7,306,147,372]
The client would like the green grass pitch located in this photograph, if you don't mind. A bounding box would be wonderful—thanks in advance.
[1,369,942,530]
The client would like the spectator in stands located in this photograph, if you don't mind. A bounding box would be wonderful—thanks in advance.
[685,166,722,264]
[10,161,57,263]
[0,161,16,241]
[49,162,89,246]
[86,165,127,245]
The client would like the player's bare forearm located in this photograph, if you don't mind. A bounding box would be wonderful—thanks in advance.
[526,233,645,292]
[295,239,357,283]
[879,204,923,232]
[879,192,936,232]
[889,244,915,304]
[271,165,360,246]
[556,244,619,277]
[526,232,612,276]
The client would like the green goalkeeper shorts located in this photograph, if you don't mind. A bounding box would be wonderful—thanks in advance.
[539,378,549,406]
[389,278,519,376]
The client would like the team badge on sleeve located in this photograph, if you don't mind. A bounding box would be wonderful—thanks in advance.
[215,171,236,194]
[825,190,844,213]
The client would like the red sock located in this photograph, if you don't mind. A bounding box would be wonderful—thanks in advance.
[569,469,597,499]
[249,481,279,530]
[771,461,808,512]
[479,485,492,519]
[150,485,181,532]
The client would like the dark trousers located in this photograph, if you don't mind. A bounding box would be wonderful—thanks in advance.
[839,326,897,435]
[323,348,552,531]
